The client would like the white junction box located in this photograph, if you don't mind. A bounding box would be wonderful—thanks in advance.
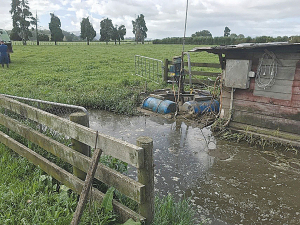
[224,59,252,89]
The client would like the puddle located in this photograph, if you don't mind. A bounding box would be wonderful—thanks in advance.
[88,110,300,224]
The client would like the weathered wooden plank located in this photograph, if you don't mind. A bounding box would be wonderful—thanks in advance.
[0,95,144,168]
[253,66,294,100]
[0,130,145,223]
[229,124,300,148]
[183,62,221,68]
[259,59,299,67]
[229,121,300,143]
[255,79,293,87]
[231,110,300,135]
[0,112,145,203]
[233,89,300,107]
[253,90,291,100]
[254,67,296,80]
[222,97,300,120]
[183,78,215,86]
[254,81,293,94]
[253,81,293,100]
[185,70,220,77]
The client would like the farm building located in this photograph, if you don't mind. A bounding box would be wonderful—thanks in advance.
[190,43,300,146]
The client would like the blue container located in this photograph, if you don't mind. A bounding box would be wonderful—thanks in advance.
[142,97,176,114]
[182,100,219,114]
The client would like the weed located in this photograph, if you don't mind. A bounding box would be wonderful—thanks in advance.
[152,194,198,225]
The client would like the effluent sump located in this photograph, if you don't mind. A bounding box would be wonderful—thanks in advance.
[89,110,300,224]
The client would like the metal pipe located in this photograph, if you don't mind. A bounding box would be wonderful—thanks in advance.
[183,52,192,88]
[1,94,88,115]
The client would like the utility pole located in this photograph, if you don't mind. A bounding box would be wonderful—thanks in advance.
[36,11,39,45]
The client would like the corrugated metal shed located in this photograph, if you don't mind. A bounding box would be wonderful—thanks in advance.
[190,42,300,145]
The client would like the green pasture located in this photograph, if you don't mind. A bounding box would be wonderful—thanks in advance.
[0,44,207,224]
[1,43,219,115]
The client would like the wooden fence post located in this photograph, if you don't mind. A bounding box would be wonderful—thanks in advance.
[70,112,90,180]
[164,59,169,82]
[137,136,154,225]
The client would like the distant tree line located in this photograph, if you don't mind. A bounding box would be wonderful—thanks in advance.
[153,35,290,45]
[9,0,148,45]
[153,27,291,45]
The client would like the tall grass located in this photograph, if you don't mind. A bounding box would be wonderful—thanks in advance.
[152,194,198,225]
[0,144,77,224]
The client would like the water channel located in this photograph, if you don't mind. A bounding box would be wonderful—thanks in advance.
[88,110,300,224]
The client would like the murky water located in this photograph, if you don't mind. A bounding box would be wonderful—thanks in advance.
[89,110,300,224]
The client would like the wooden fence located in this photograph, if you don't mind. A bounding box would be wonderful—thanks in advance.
[0,95,154,224]
[163,59,222,86]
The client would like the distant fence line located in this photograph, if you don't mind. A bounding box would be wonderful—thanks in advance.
[12,41,152,46]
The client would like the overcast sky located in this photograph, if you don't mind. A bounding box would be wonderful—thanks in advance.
[1,0,300,39]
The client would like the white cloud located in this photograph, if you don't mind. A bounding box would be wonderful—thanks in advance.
[1,0,300,39]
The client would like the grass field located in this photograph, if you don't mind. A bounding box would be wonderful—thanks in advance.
[0,43,215,224]
[1,43,219,115]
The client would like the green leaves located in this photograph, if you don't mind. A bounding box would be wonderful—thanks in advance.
[49,13,64,43]
[101,187,115,214]
[80,17,96,44]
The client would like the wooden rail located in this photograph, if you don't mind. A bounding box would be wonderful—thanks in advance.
[163,59,221,86]
[0,95,154,224]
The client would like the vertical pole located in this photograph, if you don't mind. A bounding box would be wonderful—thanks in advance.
[137,136,154,225]
[141,57,144,77]
[135,55,137,76]
[164,59,169,82]
[149,59,151,80]
[37,102,43,133]
[157,61,159,83]
[70,112,90,180]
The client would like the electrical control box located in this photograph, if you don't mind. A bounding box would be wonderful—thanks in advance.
[169,56,182,77]
[224,59,252,89]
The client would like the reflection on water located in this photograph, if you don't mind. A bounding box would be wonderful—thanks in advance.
[89,110,300,224]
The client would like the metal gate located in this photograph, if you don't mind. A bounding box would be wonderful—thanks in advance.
[134,55,164,84]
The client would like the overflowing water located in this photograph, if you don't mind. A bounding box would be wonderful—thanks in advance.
[89,110,300,224]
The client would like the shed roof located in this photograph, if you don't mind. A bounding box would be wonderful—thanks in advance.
[189,42,300,54]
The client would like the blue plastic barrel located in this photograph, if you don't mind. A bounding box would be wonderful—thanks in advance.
[142,97,176,114]
[182,100,219,114]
